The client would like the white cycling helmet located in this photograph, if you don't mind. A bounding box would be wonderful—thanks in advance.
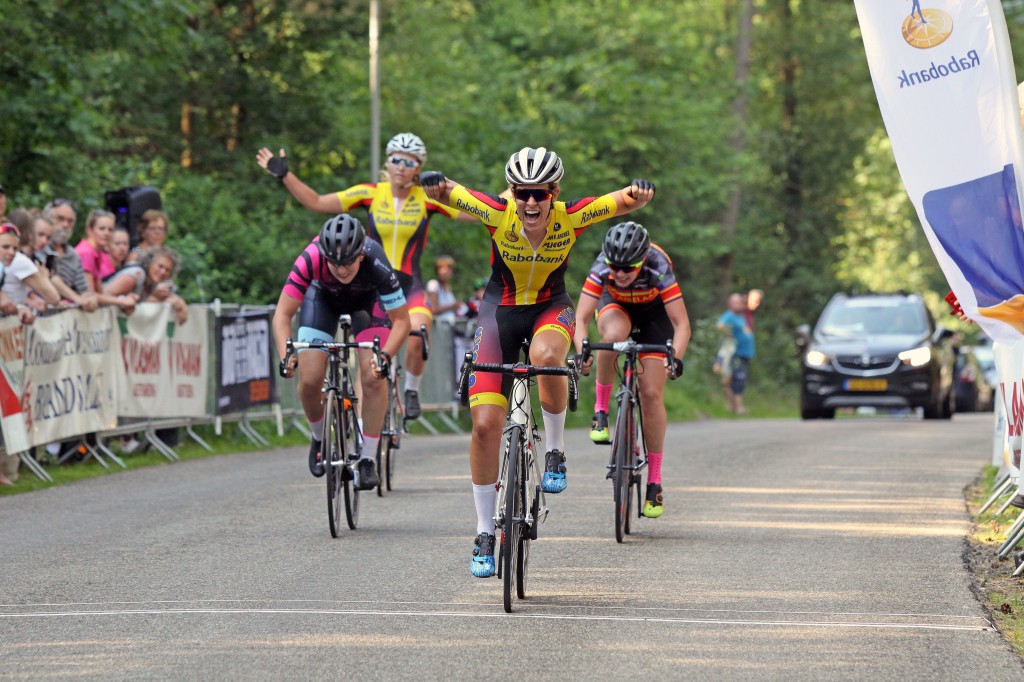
[386,132,427,165]
[504,147,564,186]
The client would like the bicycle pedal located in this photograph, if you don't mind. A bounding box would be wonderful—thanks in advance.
[341,465,354,481]
[605,470,615,480]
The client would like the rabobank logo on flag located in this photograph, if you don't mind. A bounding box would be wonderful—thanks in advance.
[902,3,953,49]
[855,0,1024,344]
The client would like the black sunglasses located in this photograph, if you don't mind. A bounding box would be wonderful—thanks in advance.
[328,253,362,267]
[512,188,553,203]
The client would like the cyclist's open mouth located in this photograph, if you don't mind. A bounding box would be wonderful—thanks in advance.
[523,209,542,226]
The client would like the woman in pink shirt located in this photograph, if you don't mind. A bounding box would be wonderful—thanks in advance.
[75,209,116,292]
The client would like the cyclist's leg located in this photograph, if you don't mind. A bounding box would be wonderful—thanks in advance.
[297,285,342,476]
[351,305,391,489]
[531,296,574,493]
[467,301,518,577]
[635,310,673,517]
[591,302,631,442]
[403,287,432,419]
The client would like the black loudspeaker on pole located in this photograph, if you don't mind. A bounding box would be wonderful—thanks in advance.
[104,186,162,248]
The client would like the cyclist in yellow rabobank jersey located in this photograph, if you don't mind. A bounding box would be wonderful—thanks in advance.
[421,147,655,578]
[258,133,474,420]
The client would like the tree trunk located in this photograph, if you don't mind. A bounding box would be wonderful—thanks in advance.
[716,0,756,304]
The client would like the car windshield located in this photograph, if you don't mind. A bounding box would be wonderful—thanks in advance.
[818,299,930,337]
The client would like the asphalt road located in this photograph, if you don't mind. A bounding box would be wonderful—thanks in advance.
[1,412,1022,680]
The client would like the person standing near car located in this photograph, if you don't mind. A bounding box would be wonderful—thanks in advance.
[717,292,755,415]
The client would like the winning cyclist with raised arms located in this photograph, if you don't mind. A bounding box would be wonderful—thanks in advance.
[421,147,655,577]
[573,221,691,518]
[259,133,470,420]
[273,214,411,490]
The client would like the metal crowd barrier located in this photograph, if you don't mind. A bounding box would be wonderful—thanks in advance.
[0,304,472,483]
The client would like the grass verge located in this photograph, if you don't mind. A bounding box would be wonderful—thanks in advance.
[966,464,1024,655]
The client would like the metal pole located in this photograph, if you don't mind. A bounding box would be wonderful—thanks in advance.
[369,0,381,177]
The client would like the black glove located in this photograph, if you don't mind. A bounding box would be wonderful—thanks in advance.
[377,351,392,378]
[419,171,446,189]
[267,154,289,180]
[669,357,684,380]
[279,357,291,378]
[627,178,655,198]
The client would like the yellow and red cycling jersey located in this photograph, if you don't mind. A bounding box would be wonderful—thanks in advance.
[336,183,460,285]
[447,185,618,306]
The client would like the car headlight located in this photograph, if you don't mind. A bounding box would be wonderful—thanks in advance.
[898,346,931,367]
[805,350,829,367]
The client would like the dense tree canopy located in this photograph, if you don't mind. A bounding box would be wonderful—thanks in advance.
[4,0,1022,384]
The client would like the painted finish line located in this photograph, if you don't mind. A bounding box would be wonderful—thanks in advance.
[0,599,993,632]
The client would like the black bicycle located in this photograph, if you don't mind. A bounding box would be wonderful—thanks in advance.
[581,338,676,543]
[376,324,429,496]
[285,315,384,538]
[458,344,579,612]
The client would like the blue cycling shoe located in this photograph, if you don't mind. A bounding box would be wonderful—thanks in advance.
[541,450,567,493]
[471,533,496,578]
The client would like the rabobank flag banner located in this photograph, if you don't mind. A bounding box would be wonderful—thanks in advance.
[118,303,208,418]
[854,0,1024,345]
[22,308,120,447]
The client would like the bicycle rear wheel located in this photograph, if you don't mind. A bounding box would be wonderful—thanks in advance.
[376,399,389,498]
[612,398,632,543]
[502,425,524,613]
[324,391,344,538]
[342,401,360,529]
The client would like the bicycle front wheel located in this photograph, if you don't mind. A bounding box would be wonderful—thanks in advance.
[342,400,360,529]
[612,399,633,544]
[324,391,344,538]
[385,377,399,492]
[502,425,525,613]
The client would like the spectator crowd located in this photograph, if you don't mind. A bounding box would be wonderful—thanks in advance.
[0,185,189,485]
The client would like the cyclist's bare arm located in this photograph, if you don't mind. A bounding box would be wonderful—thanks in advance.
[573,292,601,356]
[612,179,656,217]
[665,297,692,360]
[257,147,343,213]
[272,290,302,376]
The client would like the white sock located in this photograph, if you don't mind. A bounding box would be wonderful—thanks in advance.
[405,372,422,392]
[361,435,379,460]
[473,482,497,535]
[309,418,324,440]
[542,408,566,453]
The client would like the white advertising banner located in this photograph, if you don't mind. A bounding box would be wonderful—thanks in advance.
[118,303,208,418]
[854,0,1024,345]
[22,308,120,447]
[993,340,1024,473]
[0,316,30,454]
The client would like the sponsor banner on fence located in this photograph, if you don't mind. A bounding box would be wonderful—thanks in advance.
[22,308,120,447]
[0,316,29,454]
[854,0,1024,345]
[118,303,208,418]
[215,311,276,415]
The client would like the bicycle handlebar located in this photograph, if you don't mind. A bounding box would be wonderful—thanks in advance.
[282,336,385,378]
[457,354,580,412]
[580,338,681,379]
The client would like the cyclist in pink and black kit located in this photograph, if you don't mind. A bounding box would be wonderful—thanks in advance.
[272,214,411,489]
[573,221,691,518]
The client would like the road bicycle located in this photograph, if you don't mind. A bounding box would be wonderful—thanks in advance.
[376,324,429,496]
[458,344,579,612]
[284,315,384,538]
[581,338,677,543]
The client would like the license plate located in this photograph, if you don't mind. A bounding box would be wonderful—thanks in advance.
[846,379,887,391]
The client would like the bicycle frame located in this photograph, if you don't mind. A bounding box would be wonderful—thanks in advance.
[494,371,545,534]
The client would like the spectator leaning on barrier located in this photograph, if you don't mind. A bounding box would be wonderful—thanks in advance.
[0,222,61,320]
[43,199,99,312]
[103,245,187,325]
[125,209,170,265]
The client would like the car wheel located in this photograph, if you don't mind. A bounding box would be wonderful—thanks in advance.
[923,390,943,420]
[800,407,820,420]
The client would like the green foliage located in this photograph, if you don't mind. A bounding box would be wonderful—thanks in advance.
[2,0,1008,401]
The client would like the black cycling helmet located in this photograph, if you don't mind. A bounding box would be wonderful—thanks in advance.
[318,214,366,265]
[603,221,650,266]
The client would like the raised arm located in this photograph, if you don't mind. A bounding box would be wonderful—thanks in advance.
[612,179,656,217]
[420,171,459,206]
[257,147,344,214]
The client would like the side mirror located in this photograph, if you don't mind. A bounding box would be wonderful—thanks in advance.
[794,324,811,350]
